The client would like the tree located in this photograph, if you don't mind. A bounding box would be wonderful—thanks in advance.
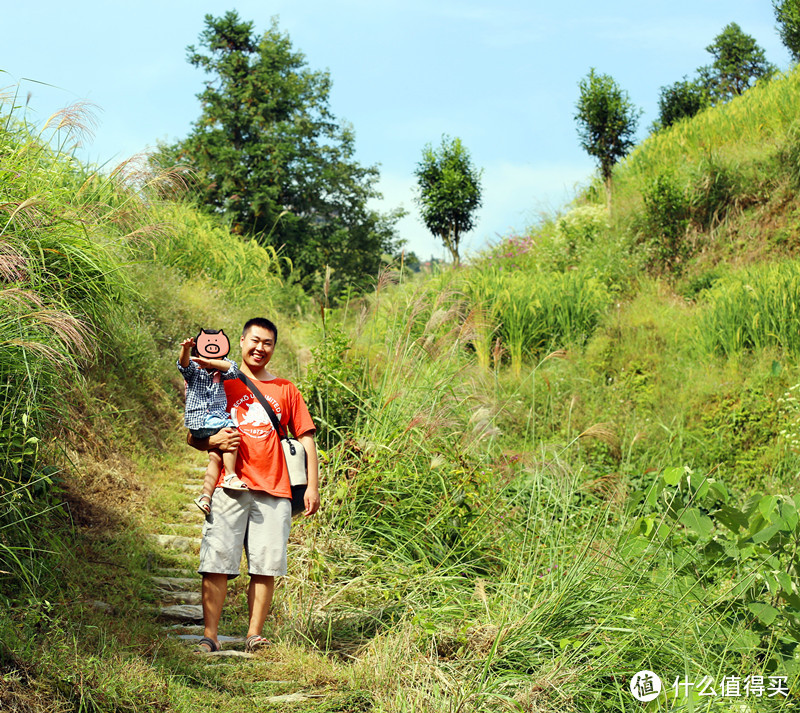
[774,0,800,62]
[574,69,640,203]
[656,77,709,129]
[154,11,401,294]
[413,136,482,267]
[700,22,776,103]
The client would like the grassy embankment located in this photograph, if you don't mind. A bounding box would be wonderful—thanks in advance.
[5,68,800,711]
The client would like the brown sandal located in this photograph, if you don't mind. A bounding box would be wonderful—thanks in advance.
[194,636,220,653]
[244,634,268,653]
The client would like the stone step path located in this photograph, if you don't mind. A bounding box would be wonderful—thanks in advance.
[150,480,207,630]
[143,469,319,701]
[148,477,258,660]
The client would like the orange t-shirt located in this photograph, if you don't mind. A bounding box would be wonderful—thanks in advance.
[217,377,316,498]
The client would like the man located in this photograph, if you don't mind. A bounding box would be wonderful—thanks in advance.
[187,317,320,653]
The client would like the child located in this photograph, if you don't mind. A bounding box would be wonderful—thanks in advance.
[177,329,247,514]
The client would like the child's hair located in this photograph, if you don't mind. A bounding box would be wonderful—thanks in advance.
[242,317,278,342]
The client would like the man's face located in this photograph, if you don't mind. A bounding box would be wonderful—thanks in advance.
[240,325,276,370]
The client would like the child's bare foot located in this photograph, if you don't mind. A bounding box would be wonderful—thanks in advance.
[194,493,212,514]
[221,473,248,491]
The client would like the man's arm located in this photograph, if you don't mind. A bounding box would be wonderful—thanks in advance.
[187,428,241,452]
[297,431,320,516]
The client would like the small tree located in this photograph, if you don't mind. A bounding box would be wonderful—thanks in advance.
[700,22,776,103]
[574,69,640,205]
[657,77,709,129]
[414,136,482,266]
[774,0,800,62]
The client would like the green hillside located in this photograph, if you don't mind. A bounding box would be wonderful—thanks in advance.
[3,69,800,711]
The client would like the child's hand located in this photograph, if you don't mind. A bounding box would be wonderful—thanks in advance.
[178,337,196,367]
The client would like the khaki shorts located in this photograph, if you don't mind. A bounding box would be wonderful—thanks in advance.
[198,489,291,577]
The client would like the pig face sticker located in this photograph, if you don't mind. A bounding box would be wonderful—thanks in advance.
[195,329,230,358]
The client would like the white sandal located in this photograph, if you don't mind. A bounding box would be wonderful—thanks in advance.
[221,473,248,491]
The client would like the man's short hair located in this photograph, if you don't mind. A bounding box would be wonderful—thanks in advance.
[242,317,278,342]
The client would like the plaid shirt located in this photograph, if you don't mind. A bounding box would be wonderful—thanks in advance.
[177,358,240,429]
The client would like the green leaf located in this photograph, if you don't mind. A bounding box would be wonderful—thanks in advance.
[687,473,710,500]
[743,493,764,518]
[759,495,778,521]
[777,501,799,532]
[751,523,781,544]
[775,571,793,595]
[632,516,654,537]
[680,508,713,539]
[662,466,683,486]
[717,504,749,532]
[723,541,745,561]
[764,572,781,595]
[708,480,729,503]
[645,482,663,508]
[748,602,780,626]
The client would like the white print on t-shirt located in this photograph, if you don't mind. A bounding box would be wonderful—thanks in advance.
[230,395,282,440]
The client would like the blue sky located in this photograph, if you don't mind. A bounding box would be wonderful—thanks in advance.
[2,1,790,259]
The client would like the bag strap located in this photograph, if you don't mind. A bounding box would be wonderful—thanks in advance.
[238,372,284,439]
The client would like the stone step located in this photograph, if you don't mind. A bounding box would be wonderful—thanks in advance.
[163,623,204,634]
[157,590,201,605]
[149,534,201,552]
[172,633,245,644]
[152,576,199,591]
[265,693,320,703]
[158,604,203,623]
[155,568,197,578]
[162,522,202,530]
[205,650,254,658]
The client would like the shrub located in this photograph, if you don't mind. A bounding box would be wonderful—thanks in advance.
[688,155,744,229]
[656,77,709,129]
[640,171,690,271]
[777,120,800,189]
[299,323,366,449]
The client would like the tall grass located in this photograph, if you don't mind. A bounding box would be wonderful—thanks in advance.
[466,266,610,375]
[622,68,800,184]
[697,260,800,357]
[302,283,800,711]
[0,100,131,485]
[149,202,297,307]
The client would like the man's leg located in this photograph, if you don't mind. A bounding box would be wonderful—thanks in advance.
[243,493,290,646]
[247,574,275,638]
[202,573,228,646]
[197,489,250,649]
